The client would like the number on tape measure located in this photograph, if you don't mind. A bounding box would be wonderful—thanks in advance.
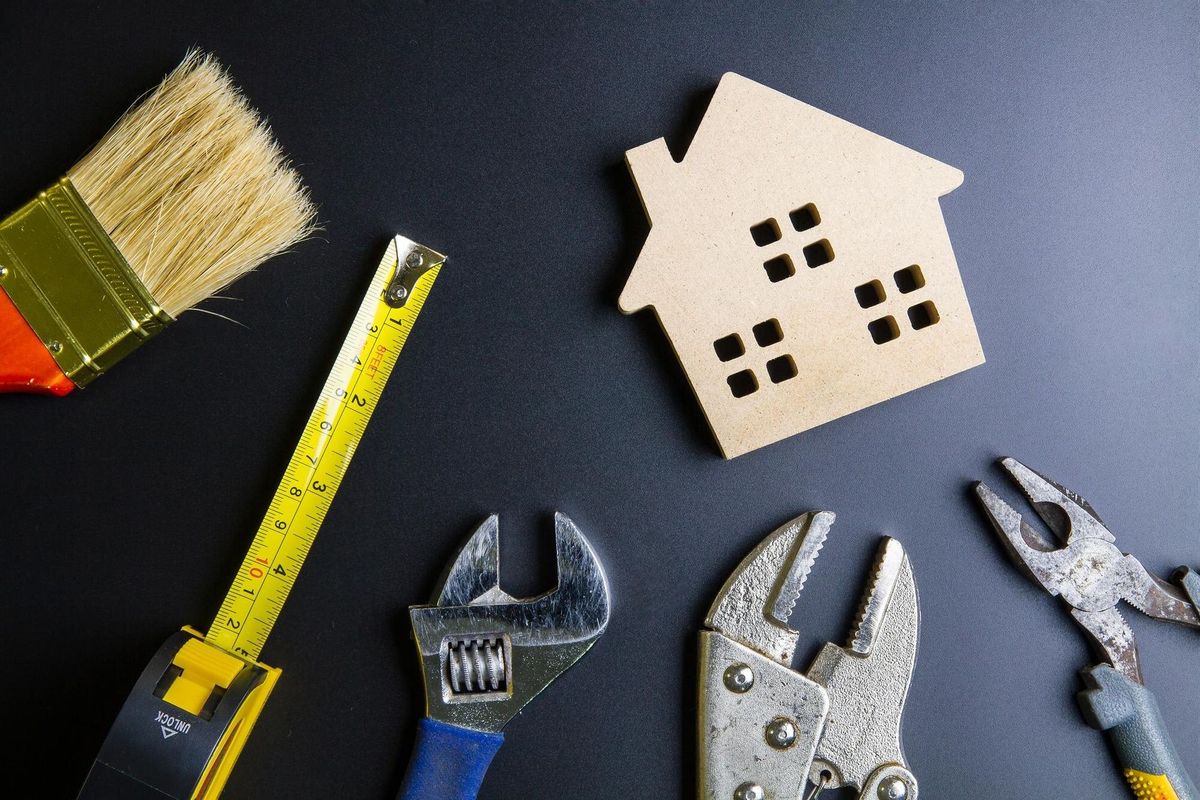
[206,236,444,661]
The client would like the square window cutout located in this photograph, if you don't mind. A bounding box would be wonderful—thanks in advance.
[854,280,886,309]
[750,219,781,247]
[727,369,758,398]
[763,254,795,283]
[868,316,901,345]
[766,355,798,384]
[803,239,834,268]
[752,319,783,347]
[789,204,820,232]
[908,300,940,330]
[894,265,925,294]
[713,333,745,362]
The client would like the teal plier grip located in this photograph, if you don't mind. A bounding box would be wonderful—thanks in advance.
[1079,665,1198,800]
[396,718,504,800]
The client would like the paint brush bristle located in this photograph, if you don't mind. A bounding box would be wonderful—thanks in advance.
[68,51,317,317]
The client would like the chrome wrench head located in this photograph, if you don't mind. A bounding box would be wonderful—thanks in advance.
[409,512,611,732]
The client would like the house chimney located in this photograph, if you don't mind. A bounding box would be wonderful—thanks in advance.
[624,138,676,222]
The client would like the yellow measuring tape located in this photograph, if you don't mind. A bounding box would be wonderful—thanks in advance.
[208,234,444,661]
[78,235,446,800]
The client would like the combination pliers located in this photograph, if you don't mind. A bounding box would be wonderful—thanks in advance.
[699,510,921,800]
[976,457,1200,800]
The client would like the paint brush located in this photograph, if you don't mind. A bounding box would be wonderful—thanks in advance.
[0,51,317,395]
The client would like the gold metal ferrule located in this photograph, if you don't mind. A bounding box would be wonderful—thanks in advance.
[0,178,172,387]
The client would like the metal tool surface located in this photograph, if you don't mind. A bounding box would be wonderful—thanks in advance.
[397,513,611,800]
[976,457,1200,800]
[699,511,920,800]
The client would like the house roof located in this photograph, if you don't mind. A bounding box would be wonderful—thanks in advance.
[619,72,964,314]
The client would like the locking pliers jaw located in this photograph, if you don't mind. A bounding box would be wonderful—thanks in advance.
[700,512,833,800]
[699,512,920,800]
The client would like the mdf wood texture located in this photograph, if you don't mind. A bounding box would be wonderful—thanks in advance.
[619,73,985,458]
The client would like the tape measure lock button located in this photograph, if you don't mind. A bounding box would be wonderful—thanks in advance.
[157,637,246,719]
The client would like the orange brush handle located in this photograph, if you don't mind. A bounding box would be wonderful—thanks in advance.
[0,289,74,395]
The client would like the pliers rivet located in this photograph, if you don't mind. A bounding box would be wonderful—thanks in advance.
[764,717,797,750]
[878,776,909,800]
[733,782,765,800]
[723,663,754,693]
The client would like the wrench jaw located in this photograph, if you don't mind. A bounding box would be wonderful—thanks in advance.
[433,514,506,607]
[409,513,611,733]
[806,538,920,800]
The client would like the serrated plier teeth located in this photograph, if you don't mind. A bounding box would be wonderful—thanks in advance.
[700,514,922,800]
[705,511,833,665]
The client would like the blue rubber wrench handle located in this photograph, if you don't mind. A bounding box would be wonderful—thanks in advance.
[397,718,505,800]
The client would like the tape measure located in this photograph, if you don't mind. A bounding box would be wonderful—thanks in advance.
[77,235,446,800]
[208,234,444,661]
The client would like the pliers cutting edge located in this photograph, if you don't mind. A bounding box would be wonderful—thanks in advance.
[976,457,1200,800]
[700,511,921,800]
[396,513,611,800]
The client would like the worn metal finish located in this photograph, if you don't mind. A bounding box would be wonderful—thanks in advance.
[698,632,829,800]
[975,457,1200,684]
[409,512,610,732]
[706,511,833,665]
[806,539,920,798]
[699,513,921,800]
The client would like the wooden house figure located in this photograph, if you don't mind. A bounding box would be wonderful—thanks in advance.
[619,73,984,458]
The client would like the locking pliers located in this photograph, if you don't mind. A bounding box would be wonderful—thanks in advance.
[699,511,921,800]
[976,457,1200,800]
[396,513,611,800]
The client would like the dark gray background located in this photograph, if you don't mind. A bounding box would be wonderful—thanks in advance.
[0,2,1196,797]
